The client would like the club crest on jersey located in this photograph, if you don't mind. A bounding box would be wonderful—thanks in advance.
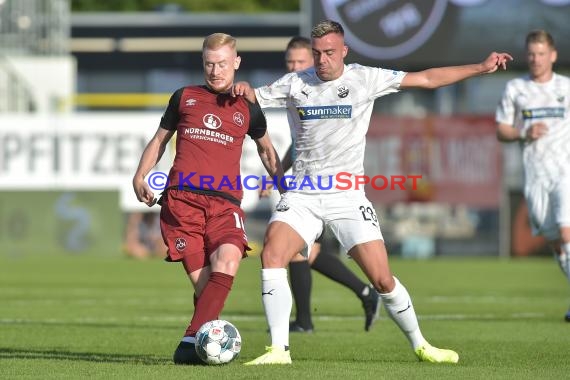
[175,238,187,251]
[233,112,245,127]
[337,85,349,98]
[557,95,565,103]
[297,105,352,120]
[203,113,222,129]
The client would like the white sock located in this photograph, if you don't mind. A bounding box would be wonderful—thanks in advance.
[261,268,292,349]
[380,277,425,350]
[556,243,570,283]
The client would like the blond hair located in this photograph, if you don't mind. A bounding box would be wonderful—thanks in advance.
[202,33,237,52]
[525,30,555,50]
[311,20,344,39]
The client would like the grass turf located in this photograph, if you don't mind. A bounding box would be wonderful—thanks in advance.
[1,254,568,379]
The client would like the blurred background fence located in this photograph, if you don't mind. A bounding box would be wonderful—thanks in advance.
[2,0,568,258]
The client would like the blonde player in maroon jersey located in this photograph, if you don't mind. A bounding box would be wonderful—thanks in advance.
[133,33,284,365]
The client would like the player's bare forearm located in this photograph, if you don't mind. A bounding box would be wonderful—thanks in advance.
[259,143,292,197]
[255,134,285,194]
[496,122,522,142]
[133,127,174,206]
[133,130,171,181]
[135,142,160,176]
[259,150,285,193]
[132,143,162,206]
[401,52,513,89]
[496,122,548,143]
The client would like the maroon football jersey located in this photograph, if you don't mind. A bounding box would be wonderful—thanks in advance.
[160,85,267,203]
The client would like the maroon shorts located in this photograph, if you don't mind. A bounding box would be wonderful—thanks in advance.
[159,189,250,273]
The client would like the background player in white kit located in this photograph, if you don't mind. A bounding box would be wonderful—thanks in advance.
[496,29,570,322]
[233,20,512,365]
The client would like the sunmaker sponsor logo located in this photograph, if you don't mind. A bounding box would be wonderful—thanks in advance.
[297,105,352,120]
[522,107,565,119]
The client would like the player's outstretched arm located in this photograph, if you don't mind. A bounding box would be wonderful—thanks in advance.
[401,52,513,89]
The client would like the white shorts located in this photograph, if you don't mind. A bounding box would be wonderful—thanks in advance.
[269,191,384,257]
[525,176,570,241]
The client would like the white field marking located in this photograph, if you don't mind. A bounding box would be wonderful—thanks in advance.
[1,288,189,300]
[3,295,554,307]
[3,298,189,306]
[0,312,546,326]
[415,312,545,320]
[425,296,550,304]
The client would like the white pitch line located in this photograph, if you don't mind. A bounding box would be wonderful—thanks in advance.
[3,295,553,307]
[0,312,546,326]
[425,296,548,304]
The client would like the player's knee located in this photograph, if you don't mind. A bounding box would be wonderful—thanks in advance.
[372,275,396,294]
[260,246,289,268]
[210,251,242,275]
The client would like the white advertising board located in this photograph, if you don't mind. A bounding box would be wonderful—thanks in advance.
[0,110,291,212]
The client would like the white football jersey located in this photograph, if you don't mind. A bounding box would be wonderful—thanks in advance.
[496,73,570,186]
[255,64,406,193]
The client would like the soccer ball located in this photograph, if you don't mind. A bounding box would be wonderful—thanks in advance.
[195,319,242,365]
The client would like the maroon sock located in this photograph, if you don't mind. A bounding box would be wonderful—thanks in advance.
[184,272,234,337]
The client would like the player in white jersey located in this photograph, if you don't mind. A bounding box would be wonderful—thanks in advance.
[496,30,570,322]
[262,36,381,334]
[233,20,512,365]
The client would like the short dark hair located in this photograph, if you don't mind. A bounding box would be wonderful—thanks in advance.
[286,36,311,51]
[311,20,344,38]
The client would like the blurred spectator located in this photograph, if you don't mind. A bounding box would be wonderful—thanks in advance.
[123,212,167,259]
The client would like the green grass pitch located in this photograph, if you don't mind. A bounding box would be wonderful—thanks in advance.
[1,254,569,379]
